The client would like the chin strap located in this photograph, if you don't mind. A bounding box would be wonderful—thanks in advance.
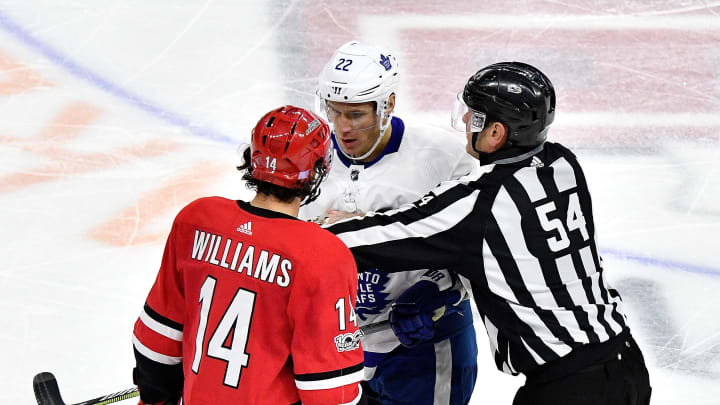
[471,131,496,165]
[471,131,482,154]
[336,113,393,162]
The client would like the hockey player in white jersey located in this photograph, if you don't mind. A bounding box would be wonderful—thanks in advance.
[300,41,479,405]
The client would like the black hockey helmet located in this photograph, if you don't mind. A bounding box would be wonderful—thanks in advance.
[462,62,555,147]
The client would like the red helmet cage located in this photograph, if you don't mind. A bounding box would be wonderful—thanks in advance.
[250,106,332,189]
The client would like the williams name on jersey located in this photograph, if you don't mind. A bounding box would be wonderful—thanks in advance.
[191,229,293,287]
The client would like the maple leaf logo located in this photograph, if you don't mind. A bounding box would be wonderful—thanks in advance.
[379,54,392,71]
[355,269,391,321]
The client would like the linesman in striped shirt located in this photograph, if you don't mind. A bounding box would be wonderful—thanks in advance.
[326,62,652,404]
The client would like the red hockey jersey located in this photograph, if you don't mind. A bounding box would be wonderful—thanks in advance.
[133,197,364,405]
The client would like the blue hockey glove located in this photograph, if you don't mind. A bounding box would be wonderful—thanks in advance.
[389,280,462,348]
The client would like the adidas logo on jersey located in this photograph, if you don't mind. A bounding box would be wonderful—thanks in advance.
[236,221,253,235]
[531,156,544,168]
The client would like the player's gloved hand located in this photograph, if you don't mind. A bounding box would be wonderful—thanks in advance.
[137,389,178,405]
[389,280,461,348]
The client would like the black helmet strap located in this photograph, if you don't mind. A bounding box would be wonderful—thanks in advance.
[471,131,482,155]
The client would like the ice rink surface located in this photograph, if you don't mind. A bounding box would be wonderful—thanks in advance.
[1,1,719,403]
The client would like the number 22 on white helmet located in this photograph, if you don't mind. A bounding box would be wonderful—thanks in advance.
[316,40,400,161]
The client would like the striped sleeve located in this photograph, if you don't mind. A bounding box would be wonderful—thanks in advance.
[132,223,185,403]
[295,364,365,405]
[133,303,183,365]
[326,178,483,274]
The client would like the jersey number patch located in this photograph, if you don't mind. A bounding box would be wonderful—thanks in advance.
[535,192,589,252]
[335,296,358,331]
[191,276,256,388]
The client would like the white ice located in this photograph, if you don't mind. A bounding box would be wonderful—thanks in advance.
[1,1,719,404]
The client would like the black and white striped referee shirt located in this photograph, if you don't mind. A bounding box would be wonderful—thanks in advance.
[327,142,628,375]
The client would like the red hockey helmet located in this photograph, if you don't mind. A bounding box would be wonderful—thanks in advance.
[250,106,332,189]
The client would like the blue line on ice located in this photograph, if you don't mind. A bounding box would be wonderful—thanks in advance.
[0,9,234,144]
[601,248,720,277]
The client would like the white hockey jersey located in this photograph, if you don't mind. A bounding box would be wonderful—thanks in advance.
[299,117,478,359]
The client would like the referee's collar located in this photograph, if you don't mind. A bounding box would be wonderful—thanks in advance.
[483,143,545,165]
[331,116,405,168]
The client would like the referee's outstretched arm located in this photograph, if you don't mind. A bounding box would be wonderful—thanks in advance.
[326,176,484,276]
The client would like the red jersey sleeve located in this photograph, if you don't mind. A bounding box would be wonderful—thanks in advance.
[132,220,185,402]
[288,233,364,405]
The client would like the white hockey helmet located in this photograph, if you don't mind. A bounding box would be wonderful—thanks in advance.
[317,40,399,109]
[316,41,400,159]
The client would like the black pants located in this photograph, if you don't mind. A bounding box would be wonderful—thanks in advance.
[513,336,651,405]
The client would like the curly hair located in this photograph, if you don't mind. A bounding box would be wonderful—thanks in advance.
[236,147,328,206]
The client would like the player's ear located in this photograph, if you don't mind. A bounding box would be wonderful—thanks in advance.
[488,122,508,152]
[387,93,396,114]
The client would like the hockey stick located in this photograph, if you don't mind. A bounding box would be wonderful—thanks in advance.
[360,319,390,335]
[33,372,138,405]
[358,306,448,336]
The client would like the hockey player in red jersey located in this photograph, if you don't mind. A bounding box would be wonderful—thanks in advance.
[132,106,366,405]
